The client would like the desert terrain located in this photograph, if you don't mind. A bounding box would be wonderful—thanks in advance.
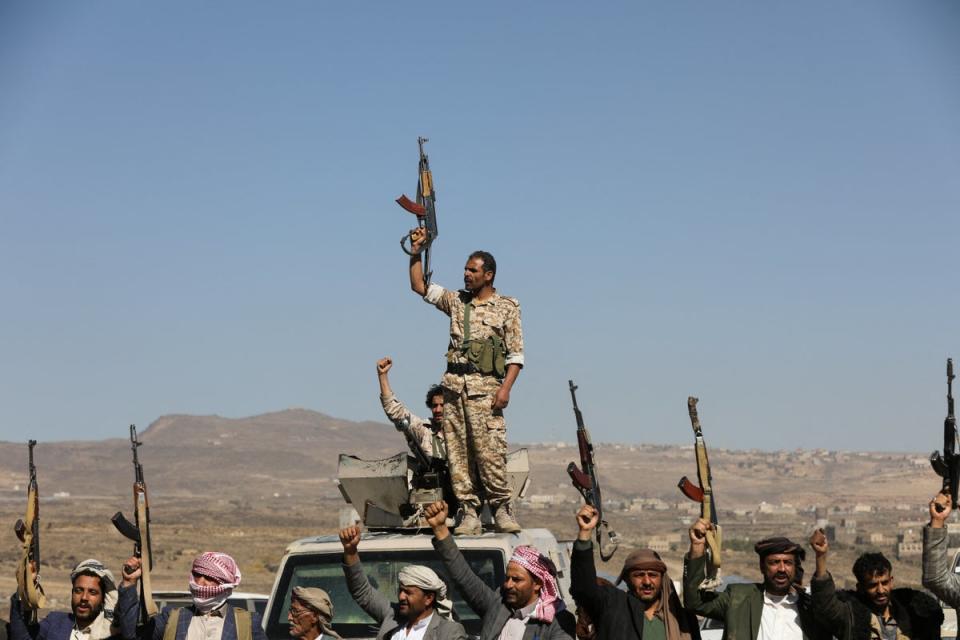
[0,409,948,611]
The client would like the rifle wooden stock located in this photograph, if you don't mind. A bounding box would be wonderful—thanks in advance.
[16,441,45,621]
[682,397,722,582]
[135,486,157,617]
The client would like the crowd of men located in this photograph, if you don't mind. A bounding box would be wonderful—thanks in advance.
[10,243,960,640]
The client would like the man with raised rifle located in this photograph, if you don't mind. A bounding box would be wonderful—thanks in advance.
[10,558,126,640]
[407,229,524,534]
[571,505,699,640]
[424,500,575,640]
[809,528,941,640]
[117,553,266,640]
[684,519,829,640]
[377,357,447,461]
[923,491,960,610]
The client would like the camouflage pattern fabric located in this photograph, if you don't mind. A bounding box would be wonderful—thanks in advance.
[442,387,510,507]
[380,393,444,458]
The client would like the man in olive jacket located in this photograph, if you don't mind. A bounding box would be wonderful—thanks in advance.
[424,500,575,640]
[683,519,830,640]
[923,491,960,608]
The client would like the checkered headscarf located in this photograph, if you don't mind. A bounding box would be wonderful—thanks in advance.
[508,546,565,623]
[189,552,242,600]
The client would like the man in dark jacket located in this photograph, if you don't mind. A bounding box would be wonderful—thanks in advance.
[424,500,576,640]
[809,528,942,640]
[571,505,700,640]
[683,519,830,640]
[10,558,122,640]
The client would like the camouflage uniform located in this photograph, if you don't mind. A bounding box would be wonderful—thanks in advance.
[423,283,524,510]
[379,392,446,459]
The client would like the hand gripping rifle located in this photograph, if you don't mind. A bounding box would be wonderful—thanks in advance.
[678,397,722,588]
[111,425,158,620]
[397,136,438,290]
[566,380,620,560]
[931,358,959,510]
[15,440,46,623]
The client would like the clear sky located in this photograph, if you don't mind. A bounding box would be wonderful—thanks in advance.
[2,1,958,450]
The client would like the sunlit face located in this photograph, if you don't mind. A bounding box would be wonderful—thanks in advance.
[286,598,318,638]
[502,562,541,609]
[858,571,894,611]
[397,584,434,622]
[71,574,104,627]
[760,553,796,596]
[627,568,663,605]
[428,394,444,425]
[463,258,493,292]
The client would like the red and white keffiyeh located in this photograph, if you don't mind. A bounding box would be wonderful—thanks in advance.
[189,552,242,612]
[508,546,565,623]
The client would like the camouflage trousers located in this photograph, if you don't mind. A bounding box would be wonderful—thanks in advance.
[441,387,510,509]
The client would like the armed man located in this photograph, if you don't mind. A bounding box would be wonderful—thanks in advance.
[684,519,829,640]
[377,357,447,460]
[571,506,699,640]
[118,553,266,640]
[407,229,524,534]
[338,525,466,640]
[10,559,124,640]
[423,500,576,640]
[923,491,960,611]
[809,528,942,640]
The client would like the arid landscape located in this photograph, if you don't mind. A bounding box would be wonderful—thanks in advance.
[0,409,948,612]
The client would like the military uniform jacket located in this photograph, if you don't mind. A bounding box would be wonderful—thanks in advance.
[423,284,524,397]
[810,572,942,640]
[380,393,445,459]
[341,560,466,640]
[682,555,831,640]
[431,535,576,640]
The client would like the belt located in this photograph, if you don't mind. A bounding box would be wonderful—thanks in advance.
[446,362,480,375]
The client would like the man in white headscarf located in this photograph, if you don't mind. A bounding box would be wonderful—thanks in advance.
[339,526,465,640]
[287,587,341,640]
[10,558,123,640]
[117,552,266,640]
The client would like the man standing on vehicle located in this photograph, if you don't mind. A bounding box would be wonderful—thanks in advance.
[338,525,466,640]
[118,552,266,640]
[10,558,123,640]
[424,500,576,639]
[407,229,524,534]
[684,519,829,640]
[287,587,341,640]
[572,506,700,640]
[810,528,942,640]
[377,357,447,460]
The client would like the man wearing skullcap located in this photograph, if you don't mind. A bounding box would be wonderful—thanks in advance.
[117,552,266,640]
[810,527,941,640]
[683,519,830,640]
[571,506,700,640]
[10,557,126,640]
[338,526,465,640]
[287,587,341,640]
[423,500,576,639]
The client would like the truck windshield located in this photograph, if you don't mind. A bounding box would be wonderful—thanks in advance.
[265,549,505,639]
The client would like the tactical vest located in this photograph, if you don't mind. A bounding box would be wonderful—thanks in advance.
[453,302,506,378]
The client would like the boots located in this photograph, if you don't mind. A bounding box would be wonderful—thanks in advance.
[455,506,482,536]
[494,502,521,533]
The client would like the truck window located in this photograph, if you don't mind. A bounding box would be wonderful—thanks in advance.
[265,550,504,639]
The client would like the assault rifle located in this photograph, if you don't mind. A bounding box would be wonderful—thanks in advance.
[395,417,451,512]
[15,440,46,623]
[566,380,619,560]
[397,136,438,290]
[931,358,959,510]
[111,425,158,620]
[678,396,722,587]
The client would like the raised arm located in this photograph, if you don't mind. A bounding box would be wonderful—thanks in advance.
[569,506,606,618]
[408,229,427,296]
[683,519,729,619]
[808,529,850,636]
[425,501,500,616]
[339,526,395,623]
[923,492,960,606]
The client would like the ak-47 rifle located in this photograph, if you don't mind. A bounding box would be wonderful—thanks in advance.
[397,136,438,290]
[111,425,158,620]
[931,358,959,510]
[678,397,722,587]
[15,440,46,623]
[566,380,619,560]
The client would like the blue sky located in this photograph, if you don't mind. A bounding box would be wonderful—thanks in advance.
[2,1,958,450]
